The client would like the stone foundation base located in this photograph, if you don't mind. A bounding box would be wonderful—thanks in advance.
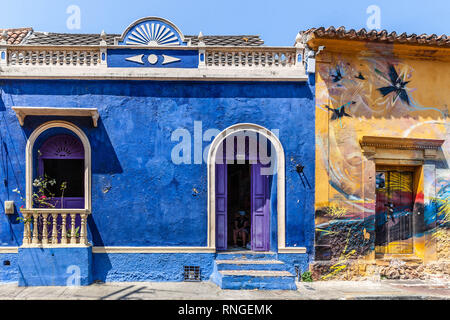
[310,260,450,281]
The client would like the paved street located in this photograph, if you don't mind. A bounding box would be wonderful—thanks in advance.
[0,280,449,300]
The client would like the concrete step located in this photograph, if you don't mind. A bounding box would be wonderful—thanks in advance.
[211,255,297,290]
[215,251,277,261]
[215,259,287,271]
[220,270,293,276]
[213,269,297,290]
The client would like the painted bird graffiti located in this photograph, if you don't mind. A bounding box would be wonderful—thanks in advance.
[376,64,410,105]
[355,72,365,80]
[324,101,355,127]
[331,66,343,83]
[325,101,354,120]
[376,63,446,116]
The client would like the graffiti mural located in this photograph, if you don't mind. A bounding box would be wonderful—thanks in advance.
[312,45,450,280]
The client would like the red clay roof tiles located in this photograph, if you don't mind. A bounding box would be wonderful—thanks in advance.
[301,27,449,47]
[0,27,32,45]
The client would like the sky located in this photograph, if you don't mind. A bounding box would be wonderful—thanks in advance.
[1,0,449,46]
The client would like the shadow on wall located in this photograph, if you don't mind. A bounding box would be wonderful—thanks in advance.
[90,118,123,175]
[0,96,5,112]
[0,208,22,246]
[436,148,450,170]
[21,115,123,175]
[1,97,25,245]
[2,79,314,100]
[87,118,122,251]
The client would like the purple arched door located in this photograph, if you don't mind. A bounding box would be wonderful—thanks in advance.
[38,134,85,209]
[215,135,271,251]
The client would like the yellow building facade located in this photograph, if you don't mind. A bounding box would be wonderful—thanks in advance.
[303,29,449,280]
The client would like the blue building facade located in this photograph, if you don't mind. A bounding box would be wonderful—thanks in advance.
[0,17,315,289]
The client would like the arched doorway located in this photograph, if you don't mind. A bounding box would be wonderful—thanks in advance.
[215,132,272,251]
[37,134,85,209]
[207,123,286,252]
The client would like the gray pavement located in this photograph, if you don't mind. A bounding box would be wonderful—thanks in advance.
[0,279,449,300]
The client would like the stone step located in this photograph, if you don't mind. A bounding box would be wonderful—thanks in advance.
[215,251,277,261]
[220,270,293,277]
[214,269,297,290]
[215,259,287,271]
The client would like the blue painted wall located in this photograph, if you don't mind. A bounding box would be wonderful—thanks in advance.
[0,253,18,282]
[0,80,315,253]
[93,253,215,282]
[18,247,92,286]
[107,49,198,68]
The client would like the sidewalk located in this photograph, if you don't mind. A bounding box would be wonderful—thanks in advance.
[0,279,449,300]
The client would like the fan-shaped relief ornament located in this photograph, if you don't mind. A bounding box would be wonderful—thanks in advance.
[127,23,180,46]
[117,17,186,46]
[39,134,84,159]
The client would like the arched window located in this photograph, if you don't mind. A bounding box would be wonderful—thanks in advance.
[37,134,85,209]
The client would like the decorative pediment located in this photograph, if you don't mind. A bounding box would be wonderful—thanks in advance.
[360,136,445,160]
[360,136,444,150]
[115,17,187,46]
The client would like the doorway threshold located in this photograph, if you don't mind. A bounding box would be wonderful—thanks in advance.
[218,250,276,255]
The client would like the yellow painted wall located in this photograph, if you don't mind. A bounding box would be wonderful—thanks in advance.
[313,40,449,266]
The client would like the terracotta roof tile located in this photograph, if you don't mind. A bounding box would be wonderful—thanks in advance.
[23,32,264,46]
[0,27,32,45]
[188,35,264,46]
[25,32,117,46]
[301,27,449,47]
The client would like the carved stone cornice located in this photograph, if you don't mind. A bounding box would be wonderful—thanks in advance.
[360,136,444,150]
[360,136,445,160]
[12,106,99,127]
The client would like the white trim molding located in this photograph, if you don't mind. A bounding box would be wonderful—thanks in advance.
[21,244,91,249]
[25,121,92,211]
[0,66,308,82]
[207,123,288,252]
[0,247,19,253]
[12,107,99,127]
[278,247,307,254]
[92,246,216,254]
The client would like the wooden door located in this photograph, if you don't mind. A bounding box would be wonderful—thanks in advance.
[215,163,227,250]
[375,170,414,254]
[251,163,270,251]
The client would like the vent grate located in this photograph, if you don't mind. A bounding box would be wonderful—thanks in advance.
[184,266,201,281]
